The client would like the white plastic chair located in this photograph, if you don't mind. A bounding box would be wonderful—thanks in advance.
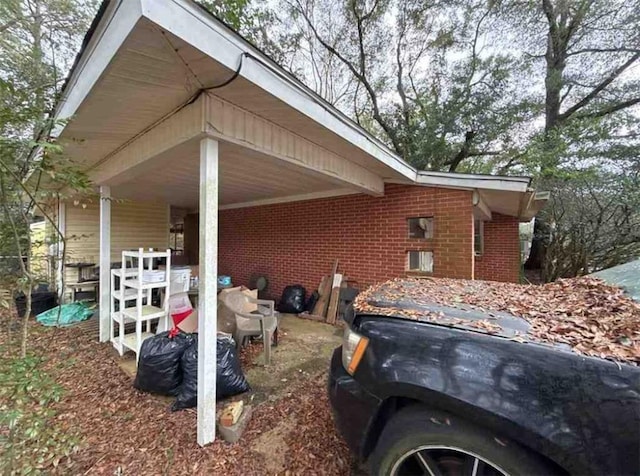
[221,290,278,365]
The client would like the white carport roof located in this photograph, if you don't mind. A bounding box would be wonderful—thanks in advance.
[54,0,545,220]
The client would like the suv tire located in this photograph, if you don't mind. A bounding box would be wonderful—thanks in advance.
[369,405,555,476]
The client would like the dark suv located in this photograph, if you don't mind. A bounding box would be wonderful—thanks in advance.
[329,282,640,476]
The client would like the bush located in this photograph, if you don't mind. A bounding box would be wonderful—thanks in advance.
[0,353,78,474]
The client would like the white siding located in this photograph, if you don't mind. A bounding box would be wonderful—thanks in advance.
[64,199,169,283]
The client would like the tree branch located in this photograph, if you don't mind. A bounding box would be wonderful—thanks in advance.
[467,150,502,157]
[293,0,405,156]
[0,18,19,33]
[447,130,476,172]
[559,51,640,120]
[567,47,640,56]
[576,96,640,119]
[395,10,410,126]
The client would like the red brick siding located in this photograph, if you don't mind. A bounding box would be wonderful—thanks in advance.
[219,184,474,298]
[475,213,521,282]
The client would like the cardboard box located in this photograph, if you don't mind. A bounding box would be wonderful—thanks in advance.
[177,308,198,333]
[217,286,258,313]
[177,286,259,334]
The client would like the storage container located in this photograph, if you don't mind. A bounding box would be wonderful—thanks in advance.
[170,267,192,295]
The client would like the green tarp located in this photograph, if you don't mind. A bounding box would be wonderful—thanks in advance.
[36,302,94,327]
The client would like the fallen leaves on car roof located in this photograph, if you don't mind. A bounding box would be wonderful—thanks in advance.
[354,277,640,365]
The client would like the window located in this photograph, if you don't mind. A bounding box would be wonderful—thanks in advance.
[170,222,184,256]
[408,217,434,239]
[474,219,484,256]
[407,250,433,273]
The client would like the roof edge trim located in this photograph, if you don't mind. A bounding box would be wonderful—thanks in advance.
[413,171,531,193]
[53,0,142,126]
[140,0,416,180]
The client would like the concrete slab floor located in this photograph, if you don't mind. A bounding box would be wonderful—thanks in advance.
[244,314,343,405]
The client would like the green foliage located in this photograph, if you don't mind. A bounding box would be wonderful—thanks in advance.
[540,168,640,280]
[196,0,287,61]
[198,0,252,31]
[0,0,96,356]
[0,353,78,474]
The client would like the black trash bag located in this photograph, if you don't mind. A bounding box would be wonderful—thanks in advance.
[171,337,198,411]
[278,285,306,313]
[134,331,195,396]
[171,334,250,411]
[217,334,250,398]
[305,291,319,312]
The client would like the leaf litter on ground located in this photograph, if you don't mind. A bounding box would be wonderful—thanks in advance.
[0,321,353,475]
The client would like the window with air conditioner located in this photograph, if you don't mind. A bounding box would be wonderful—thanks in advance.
[408,217,434,239]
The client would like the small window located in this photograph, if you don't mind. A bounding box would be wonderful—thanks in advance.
[407,250,433,273]
[408,217,434,239]
[474,220,484,256]
[170,222,184,256]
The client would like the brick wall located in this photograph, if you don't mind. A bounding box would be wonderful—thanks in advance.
[219,184,475,299]
[475,213,521,282]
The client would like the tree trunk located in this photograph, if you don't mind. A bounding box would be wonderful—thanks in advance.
[524,2,566,275]
[21,292,31,358]
[524,217,548,270]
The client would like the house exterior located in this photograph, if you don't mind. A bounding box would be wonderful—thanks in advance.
[60,180,536,300]
[50,0,547,444]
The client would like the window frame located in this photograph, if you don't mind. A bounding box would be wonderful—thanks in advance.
[474,219,484,256]
[406,250,434,274]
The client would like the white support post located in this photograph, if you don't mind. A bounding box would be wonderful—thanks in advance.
[99,186,111,342]
[197,137,218,445]
[55,200,66,303]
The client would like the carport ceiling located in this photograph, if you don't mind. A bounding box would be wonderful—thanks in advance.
[60,16,408,182]
[110,139,345,208]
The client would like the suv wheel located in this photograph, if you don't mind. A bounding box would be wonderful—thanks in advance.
[369,406,553,476]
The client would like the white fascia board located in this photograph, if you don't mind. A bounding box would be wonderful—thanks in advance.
[140,0,416,181]
[519,192,550,221]
[52,0,142,131]
[416,171,531,193]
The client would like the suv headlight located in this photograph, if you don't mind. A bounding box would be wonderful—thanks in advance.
[342,327,369,375]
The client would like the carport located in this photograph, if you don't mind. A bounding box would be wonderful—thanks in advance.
[53,0,412,445]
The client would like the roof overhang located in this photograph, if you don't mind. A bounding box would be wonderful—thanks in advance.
[416,171,531,193]
[403,172,547,221]
[53,0,415,182]
[52,0,548,219]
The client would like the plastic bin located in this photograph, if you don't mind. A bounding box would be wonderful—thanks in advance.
[15,292,57,318]
[170,267,191,295]
[141,270,166,283]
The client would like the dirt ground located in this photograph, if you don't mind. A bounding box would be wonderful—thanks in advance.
[16,316,363,475]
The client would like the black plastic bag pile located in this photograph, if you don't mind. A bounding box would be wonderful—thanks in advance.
[278,285,306,313]
[134,331,195,396]
[172,334,250,411]
[133,331,250,410]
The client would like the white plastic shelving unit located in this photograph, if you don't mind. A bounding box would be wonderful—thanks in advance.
[110,248,171,362]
